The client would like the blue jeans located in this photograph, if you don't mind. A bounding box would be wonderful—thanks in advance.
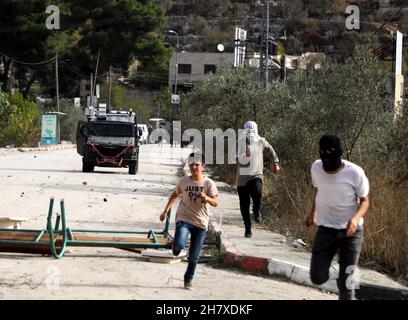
[172,220,207,281]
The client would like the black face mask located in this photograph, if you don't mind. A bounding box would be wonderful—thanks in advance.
[319,135,343,172]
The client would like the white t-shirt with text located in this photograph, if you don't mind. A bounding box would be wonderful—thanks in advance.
[311,160,369,229]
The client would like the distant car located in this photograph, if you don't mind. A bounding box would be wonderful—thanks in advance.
[137,124,148,144]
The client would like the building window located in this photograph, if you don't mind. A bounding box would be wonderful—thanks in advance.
[178,64,192,74]
[204,64,217,74]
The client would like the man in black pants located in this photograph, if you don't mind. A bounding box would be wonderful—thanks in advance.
[236,121,280,238]
[306,134,370,300]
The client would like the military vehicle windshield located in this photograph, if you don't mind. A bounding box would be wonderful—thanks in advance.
[89,122,134,137]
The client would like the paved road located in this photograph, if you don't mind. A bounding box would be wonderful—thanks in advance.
[0,145,334,299]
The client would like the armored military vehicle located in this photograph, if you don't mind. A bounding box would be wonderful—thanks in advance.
[76,104,141,175]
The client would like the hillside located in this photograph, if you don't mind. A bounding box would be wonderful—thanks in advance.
[160,0,408,61]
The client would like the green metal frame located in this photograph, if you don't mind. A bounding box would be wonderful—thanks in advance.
[0,197,172,259]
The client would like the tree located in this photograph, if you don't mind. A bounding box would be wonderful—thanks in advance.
[0,92,40,147]
[100,83,151,122]
[65,0,171,88]
[151,88,175,120]
[306,0,346,17]
[181,47,392,185]
[0,1,170,96]
[184,67,263,131]
[164,0,230,18]
[0,0,72,96]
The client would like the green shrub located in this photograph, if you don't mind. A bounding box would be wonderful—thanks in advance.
[0,92,40,147]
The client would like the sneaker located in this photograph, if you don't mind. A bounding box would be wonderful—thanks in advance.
[255,215,262,224]
[244,229,252,238]
[184,279,193,290]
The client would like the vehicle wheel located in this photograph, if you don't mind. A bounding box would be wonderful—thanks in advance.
[82,161,94,172]
[129,162,138,175]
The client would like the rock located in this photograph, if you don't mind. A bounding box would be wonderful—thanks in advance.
[82,182,87,185]
[103,198,107,202]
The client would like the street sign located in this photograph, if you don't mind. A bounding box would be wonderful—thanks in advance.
[40,114,57,145]
[171,94,180,104]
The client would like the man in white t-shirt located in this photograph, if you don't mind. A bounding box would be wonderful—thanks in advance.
[305,134,370,300]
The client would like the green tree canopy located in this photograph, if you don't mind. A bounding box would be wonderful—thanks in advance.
[0,0,171,96]
[0,0,71,95]
[0,92,40,147]
[65,0,171,86]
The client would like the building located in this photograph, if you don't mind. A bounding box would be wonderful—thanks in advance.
[168,52,234,93]
[249,52,326,71]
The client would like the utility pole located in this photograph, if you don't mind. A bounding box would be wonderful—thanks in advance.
[265,1,269,87]
[175,43,178,95]
[93,49,101,98]
[394,30,404,121]
[108,65,112,111]
[90,73,93,107]
[9,59,14,93]
[259,1,270,88]
[55,53,60,144]
[168,30,179,96]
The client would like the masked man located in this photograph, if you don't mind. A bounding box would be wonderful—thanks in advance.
[306,134,370,300]
[236,121,280,238]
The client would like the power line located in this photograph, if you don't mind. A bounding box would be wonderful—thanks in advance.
[372,3,408,36]
[60,60,107,79]
[0,51,56,66]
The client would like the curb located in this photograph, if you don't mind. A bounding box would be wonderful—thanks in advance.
[17,145,76,152]
[224,252,269,273]
[222,251,337,293]
[221,250,408,300]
